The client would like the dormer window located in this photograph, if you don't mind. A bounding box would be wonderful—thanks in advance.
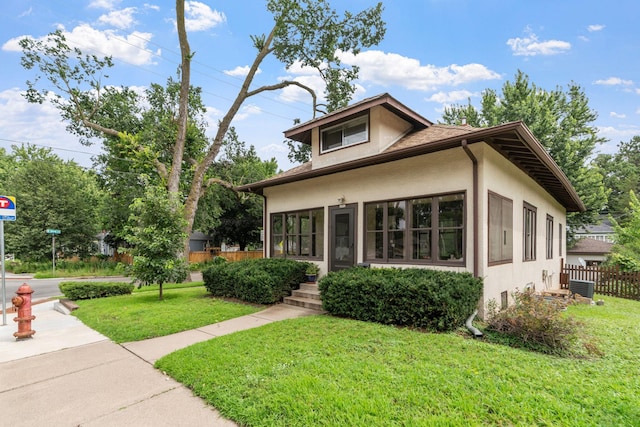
[321,114,369,153]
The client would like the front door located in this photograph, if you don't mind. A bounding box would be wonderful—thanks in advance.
[329,205,356,271]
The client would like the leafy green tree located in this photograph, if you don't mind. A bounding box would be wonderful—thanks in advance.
[595,135,640,224]
[4,145,102,261]
[0,148,17,193]
[442,70,608,233]
[124,184,189,300]
[605,190,640,271]
[195,128,278,250]
[20,0,385,260]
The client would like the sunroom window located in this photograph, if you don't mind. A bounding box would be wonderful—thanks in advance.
[321,115,368,152]
[365,192,465,264]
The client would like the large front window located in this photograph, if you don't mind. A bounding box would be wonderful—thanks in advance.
[365,193,465,264]
[271,209,324,259]
[321,115,369,152]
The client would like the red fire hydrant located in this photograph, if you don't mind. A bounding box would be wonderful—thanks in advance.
[12,284,36,340]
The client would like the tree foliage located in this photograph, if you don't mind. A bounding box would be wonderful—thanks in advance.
[441,70,608,233]
[595,135,640,224]
[605,190,640,272]
[3,145,102,261]
[123,184,189,299]
[195,128,278,250]
[19,0,386,260]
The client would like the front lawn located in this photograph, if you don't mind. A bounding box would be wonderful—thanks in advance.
[72,286,262,343]
[156,296,640,426]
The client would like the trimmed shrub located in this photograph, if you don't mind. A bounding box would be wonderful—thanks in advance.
[485,289,601,356]
[319,267,483,332]
[202,258,308,304]
[59,281,135,300]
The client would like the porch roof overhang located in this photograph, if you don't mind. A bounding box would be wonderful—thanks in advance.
[238,121,585,213]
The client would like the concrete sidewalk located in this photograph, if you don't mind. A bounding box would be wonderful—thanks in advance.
[0,300,320,426]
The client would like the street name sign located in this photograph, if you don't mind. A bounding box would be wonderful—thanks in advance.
[46,229,61,234]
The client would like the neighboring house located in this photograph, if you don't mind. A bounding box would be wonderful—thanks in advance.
[574,216,615,243]
[566,238,613,266]
[188,231,216,252]
[238,93,585,311]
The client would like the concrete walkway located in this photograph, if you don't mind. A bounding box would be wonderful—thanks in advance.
[0,299,320,426]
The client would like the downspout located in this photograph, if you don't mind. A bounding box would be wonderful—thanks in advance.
[461,139,479,278]
[462,139,483,338]
[260,194,267,258]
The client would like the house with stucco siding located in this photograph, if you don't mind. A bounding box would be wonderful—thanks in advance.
[238,93,585,311]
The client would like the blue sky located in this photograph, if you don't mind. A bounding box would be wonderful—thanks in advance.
[1,0,638,171]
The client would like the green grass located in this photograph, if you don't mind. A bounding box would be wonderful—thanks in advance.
[156,295,640,426]
[72,286,262,343]
[34,267,125,279]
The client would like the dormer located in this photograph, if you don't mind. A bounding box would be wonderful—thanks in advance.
[284,93,432,169]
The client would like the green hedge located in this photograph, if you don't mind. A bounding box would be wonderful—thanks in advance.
[319,267,483,332]
[59,281,135,300]
[202,258,309,304]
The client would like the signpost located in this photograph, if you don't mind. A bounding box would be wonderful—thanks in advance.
[0,195,17,326]
[46,229,61,275]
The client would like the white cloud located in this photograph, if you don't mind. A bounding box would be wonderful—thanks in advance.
[588,24,605,32]
[224,66,261,77]
[610,112,626,119]
[234,104,262,121]
[427,90,476,104]
[0,88,99,165]
[2,24,160,66]
[598,125,640,143]
[594,77,634,86]
[98,7,138,30]
[185,1,226,32]
[89,0,121,10]
[507,29,571,56]
[18,7,33,18]
[144,3,160,12]
[637,108,640,114]
[338,50,501,91]
[578,35,589,42]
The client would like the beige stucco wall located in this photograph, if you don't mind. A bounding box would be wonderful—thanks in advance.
[311,105,412,169]
[475,144,567,308]
[264,142,569,312]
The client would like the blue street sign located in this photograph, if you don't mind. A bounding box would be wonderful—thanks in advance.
[0,196,16,221]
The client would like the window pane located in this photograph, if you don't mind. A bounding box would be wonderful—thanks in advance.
[488,194,502,263]
[439,195,463,227]
[412,198,432,228]
[301,236,310,256]
[412,230,431,260]
[343,122,367,145]
[272,234,284,257]
[322,128,342,151]
[312,209,324,257]
[388,201,406,231]
[367,231,384,259]
[388,230,405,259]
[300,212,310,234]
[272,215,283,234]
[366,203,385,230]
[439,229,463,261]
[286,235,297,255]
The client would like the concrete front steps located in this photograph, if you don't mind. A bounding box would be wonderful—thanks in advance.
[283,282,324,311]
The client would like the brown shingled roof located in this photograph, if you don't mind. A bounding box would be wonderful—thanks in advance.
[567,238,614,255]
[237,98,585,212]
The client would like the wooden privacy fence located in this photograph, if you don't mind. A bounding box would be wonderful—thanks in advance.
[561,262,640,301]
[113,250,263,265]
[189,250,263,263]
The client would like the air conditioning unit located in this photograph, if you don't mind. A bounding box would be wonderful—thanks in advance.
[569,279,594,299]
